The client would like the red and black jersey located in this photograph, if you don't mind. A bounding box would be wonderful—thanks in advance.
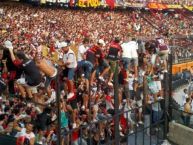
[95,46,105,64]
[85,45,98,65]
[107,41,122,60]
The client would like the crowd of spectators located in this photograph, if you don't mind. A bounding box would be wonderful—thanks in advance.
[0,2,192,145]
[173,46,193,64]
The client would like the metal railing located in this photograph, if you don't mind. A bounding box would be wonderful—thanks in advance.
[60,100,166,145]
[170,107,193,129]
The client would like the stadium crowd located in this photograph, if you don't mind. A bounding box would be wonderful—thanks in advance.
[173,46,193,64]
[0,2,192,145]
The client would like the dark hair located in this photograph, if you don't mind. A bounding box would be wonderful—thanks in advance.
[0,45,5,51]
[132,38,136,41]
[184,89,187,93]
[43,107,51,114]
[114,37,120,43]
[7,114,15,124]
[0,114,5,121]
[83,38,89,44]
[16,51,28,61]
[186,97,190,103]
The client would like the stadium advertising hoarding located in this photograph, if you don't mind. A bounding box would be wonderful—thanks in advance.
[37,0,193,10]
[78,0,100,7]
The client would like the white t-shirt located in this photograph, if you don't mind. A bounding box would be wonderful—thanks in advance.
[77,44,88,62]
[25,132,35,140]
[63,49,77,68]
[151,54,157,65]
[121,41,138,58]
[129,41,138,58]
[15,128,35,140]
[121,42,132,58]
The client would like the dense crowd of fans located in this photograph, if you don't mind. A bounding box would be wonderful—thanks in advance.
[0,2,192,145]
[173,46,193,64]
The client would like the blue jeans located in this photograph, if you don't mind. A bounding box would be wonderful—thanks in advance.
[81,60,94,79]
[122,57,130,70]
[152,111,163,123]
[63,68,75,80]
[96,60,109,76]
[182,115,190,126]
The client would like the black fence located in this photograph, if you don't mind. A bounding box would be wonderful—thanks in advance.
[62,100,167,145]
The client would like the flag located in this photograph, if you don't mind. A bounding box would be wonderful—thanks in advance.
[106,0,115,9]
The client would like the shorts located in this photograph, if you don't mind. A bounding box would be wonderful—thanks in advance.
[68,98,78,110]
[81,60,94,79]
[122,57,130,70]
[30,87,38,94]
[109,60,116,73]
[63,68,75,80]
[128,57,138,67]
[61,126,69,136]
[45,69,57,88]
[129,90,135,100]
[17,78,40,90]
[122,84,129,100]
[158,50,169,60]
[97,60,109,75]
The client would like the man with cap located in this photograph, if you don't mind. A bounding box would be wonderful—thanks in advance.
[107,37,122,86]
[5,40,42,100]
[2,41,20,96]
[58,40,77,100]
[95,39,110,82]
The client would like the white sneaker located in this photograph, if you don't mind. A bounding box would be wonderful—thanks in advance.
[45,91,56,104]
[120,132,124,136]
[119,125,122,130]
[72,123,77,129]
[92,118,98,122]
[67,92,74,100]
[99,76,105,82]
[158,96,164,100]
[130,130,134,134]
[108,82,113,86]
[138,121,143,125]
[81,105,85,110]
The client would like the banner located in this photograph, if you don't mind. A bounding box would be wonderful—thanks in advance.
[183,5,193,11]
[78,0,101,7]
[106,0,114,9]
[167,4,183,9]
[147,2,168,10]
[126,2,145,8]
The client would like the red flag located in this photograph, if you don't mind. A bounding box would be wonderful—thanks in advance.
[106,0,115,9]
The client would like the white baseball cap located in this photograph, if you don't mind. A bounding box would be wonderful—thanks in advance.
[98,39,105,46]
[4,40,13,49]
[58,41,68,49]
